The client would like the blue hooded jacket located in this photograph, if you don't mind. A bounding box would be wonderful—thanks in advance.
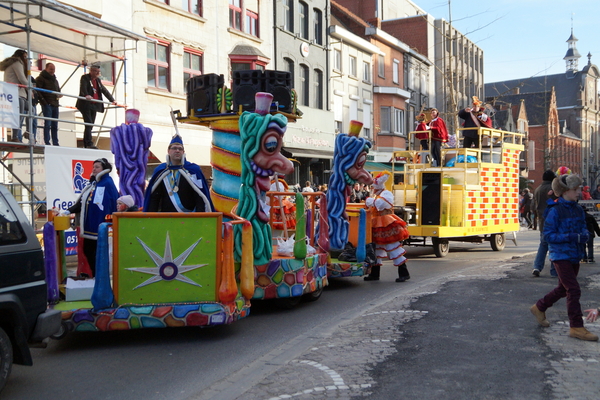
[543,197,588,262]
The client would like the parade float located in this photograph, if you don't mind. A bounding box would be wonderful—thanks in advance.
[46,71,380,337]
[46,110,254,336]
[393,124,525,257]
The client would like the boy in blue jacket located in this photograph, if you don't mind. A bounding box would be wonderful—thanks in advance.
[530,173,598,341]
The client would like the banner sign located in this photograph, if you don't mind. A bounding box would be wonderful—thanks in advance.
[0,81,20,129]
[45,147,119,253]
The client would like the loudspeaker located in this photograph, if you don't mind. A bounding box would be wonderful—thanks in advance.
[421,172,441,225]
[232,70,264,112]
[186,73,224,117]
[264,70,293,113]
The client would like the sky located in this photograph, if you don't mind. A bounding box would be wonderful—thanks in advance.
[412,0,599,83]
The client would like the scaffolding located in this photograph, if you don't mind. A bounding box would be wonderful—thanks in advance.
[0,0,152,225]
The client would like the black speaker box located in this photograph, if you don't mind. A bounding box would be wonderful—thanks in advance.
[232,70,264,112]
[186,73,224,117]
[264,70,292,113]
[421,172,441,225]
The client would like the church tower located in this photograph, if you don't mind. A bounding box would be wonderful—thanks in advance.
[563,28,581,73]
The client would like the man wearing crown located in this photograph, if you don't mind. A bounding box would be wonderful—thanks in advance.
[143,135,214,212]
[458,96,492,148]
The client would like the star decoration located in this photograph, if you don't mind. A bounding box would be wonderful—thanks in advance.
[125,232,207,290]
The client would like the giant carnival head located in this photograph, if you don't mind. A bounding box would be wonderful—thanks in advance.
[326,120,373,250]
[236,92,294,265]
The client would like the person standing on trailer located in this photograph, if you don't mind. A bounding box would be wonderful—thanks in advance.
[75,62,116,149]
[458,96,492,148]
[428,108,448,167]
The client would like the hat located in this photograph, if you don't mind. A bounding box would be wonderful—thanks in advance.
[90,62,101,69]
[117,195,135,208]
[555,166,572,177]
[542,169,556,182]
[552,174,582,197]
[169,134,183,148]
[584,186,590,191]
[94,158,112,172]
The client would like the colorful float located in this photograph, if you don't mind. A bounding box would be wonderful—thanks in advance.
[47,73,380,336]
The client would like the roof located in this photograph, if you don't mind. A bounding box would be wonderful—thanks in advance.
[488,91,552,126]
[0,0,152,64]
[485,73,579,109]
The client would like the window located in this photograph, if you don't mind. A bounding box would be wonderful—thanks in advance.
[229,0,242,30]
[379,107,404,135]
[245,10,258,36]
[363,61,371,82]
[299,2,309,40]
[393,59,400,84]
[284,58,294,82]
[230,59,266,71]
[314,69,323,109]
[335,120,343,133]
[394,108,405,135]
[183,49,203,93]
[378,54,385,77]
[147,41,170,90]
[333,49,342,71]
[283,0,293,32]
[313,9,323,45]
[98,61,115,85]
[300,64,309,106]
[182,0,202,16]
[0,194,26,245]
[349,56,357,77]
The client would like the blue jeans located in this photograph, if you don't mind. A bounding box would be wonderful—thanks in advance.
[534,231,557,275]
[42,104,59,145]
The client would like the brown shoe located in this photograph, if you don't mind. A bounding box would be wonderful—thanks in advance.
[530,304,550,327]
[569,327,599,341]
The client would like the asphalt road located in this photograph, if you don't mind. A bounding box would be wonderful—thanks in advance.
[4,230,542,399]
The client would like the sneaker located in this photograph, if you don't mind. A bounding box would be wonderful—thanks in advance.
[530,304,550,327]
[581,259,588,264]
[589,259,596,263]
[569,327,599,341]
[395,276,410,282]
[532,269,540,277]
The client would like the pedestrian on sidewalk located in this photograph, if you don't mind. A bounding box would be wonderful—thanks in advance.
[532,170,557,277]
[582,210,600,263]
[530,173,598,341]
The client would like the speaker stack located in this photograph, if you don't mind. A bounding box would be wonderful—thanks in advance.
[232,70,293,113]
[186,73,225,117]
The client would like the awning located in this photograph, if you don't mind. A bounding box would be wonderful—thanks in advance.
[364,162,393,172]
[0,0,153,63]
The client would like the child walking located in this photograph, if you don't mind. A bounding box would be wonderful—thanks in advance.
[530,174,598,341]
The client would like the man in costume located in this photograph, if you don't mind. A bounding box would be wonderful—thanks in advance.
[143,135,214,212]
[458,96,491,148]
[363,172,410,282]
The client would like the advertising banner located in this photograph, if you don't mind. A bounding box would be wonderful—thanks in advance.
[0,81,20,129]
[45,146,118,254]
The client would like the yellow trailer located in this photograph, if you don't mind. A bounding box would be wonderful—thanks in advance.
[392,127,525,257]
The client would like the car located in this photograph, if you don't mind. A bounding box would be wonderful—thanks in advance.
[0,184,61,393]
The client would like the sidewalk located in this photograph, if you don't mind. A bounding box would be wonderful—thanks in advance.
[226,253,600,400]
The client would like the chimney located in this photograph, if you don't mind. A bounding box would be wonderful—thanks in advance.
[367,17,381,29]
[511,87,520,95]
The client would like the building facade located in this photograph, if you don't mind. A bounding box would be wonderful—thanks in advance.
[486,30,599,185]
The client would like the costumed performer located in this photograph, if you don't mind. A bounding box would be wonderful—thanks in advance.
[68,158,119,277]
[458,96,492,149]
[363,172,410,282]
[428,108,448,167]
[143,134,214,212]
[415,112,429,150]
